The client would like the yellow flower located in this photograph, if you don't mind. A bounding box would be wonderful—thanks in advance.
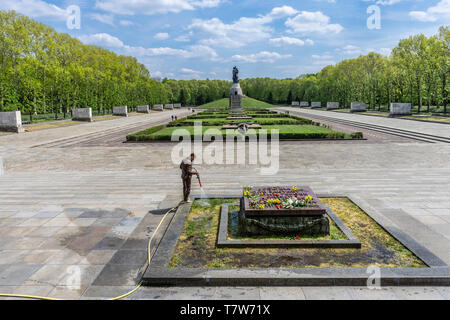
[292,186,299,191]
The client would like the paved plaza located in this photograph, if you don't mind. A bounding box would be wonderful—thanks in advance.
[1,108,450,299]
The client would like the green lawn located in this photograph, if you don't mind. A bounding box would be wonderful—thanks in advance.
[127,124,358,141]
[196,97,275,110]
[170,117,315,127]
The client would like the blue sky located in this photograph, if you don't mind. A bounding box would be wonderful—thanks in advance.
[1,0,448,80]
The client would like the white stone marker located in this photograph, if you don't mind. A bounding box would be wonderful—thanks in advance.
[390,103,412,117]
[327,102,340,110]
[153,104,164,111]
[351,102,367,113]
[72,108,93,122]
[0,111,25,133]
[113,106,128,117]
[292,101,300,107]
[174,103,182,108]
[300,101,309,107]
[137,105,150,114]
[164,104,174,110]
[311,102,322,109]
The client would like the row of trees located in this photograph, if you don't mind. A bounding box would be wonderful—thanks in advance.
[0,10,230,115]
[0,10,448,115]
[241,27,449,113]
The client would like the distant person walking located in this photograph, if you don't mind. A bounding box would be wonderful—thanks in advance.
[180,153,199,203]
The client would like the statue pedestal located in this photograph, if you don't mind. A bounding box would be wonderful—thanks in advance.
[230,83,243,113]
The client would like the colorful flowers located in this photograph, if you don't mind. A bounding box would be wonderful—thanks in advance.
[244,186,316,211]
[266,198,281,206]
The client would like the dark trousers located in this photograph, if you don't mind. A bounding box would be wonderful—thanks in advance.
[182,176,192,201]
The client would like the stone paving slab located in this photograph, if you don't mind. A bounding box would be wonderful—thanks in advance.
[0,111,449,299]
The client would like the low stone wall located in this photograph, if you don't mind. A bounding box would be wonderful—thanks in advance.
[0,111,25,133]
[351,102,366,113]
[72,108,93,122]
[390,103,412,117]
[137,105,150,113]
[164,104,174,110]
[153,104,164,111]
[327,102,340,110]
[174,103,182,108]
[311,102,322,109]
[113,106,128,117]
[300,101,309,107]
[292,101,300,107]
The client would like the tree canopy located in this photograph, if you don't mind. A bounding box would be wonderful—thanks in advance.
[0,10,448,114]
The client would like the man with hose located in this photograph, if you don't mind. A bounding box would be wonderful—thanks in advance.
[180,153,200,203]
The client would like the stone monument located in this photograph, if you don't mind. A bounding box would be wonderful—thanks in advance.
[113,106,128,117]
[300,101,309,108]
[350,102,366,113]
[72,108,93,122]
[327,102,340,110]
[0,111,25,133]
[390,103,412,117]
[137,105,150,114]
[230,66,244,114]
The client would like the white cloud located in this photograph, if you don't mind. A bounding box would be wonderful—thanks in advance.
[78,33,124,48]
[410,0,450,22]
[335,44,392,56]
[154,32,170,40]
[89,13,114,26]
[269,37,314,47]
[232,51,292,63]
[363,0,403,5]
[0,0,68,20]
[180,67,204,79]
[175,34,191,42]
[78,33,220,61]
[286,11,343,35]
[119,20,134,26]
[187,6,298,48]
[95,0,225,15]
[311,54,335,66]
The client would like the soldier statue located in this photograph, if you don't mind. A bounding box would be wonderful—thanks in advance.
[232,66,239,84]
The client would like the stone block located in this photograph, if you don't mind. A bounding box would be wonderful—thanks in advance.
[113,106,128,117]
[311,102,322,109]
[152,104,164,111]
[174,103,182,108]
[292,101,300,107]
[300,101,309,107]
[0,111,25,133]
[390,103,412,117]
[72,108,93,122]
[351,102,366,113]
[164,104,174,110]
[327,102,340,110]
[136,105,150,114]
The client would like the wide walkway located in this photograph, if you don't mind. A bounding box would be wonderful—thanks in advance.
[278,107,450,139]
[0,109,450,300]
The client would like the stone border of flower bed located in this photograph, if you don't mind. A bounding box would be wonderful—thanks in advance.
[142,193,450,287]
[217,203,361,249]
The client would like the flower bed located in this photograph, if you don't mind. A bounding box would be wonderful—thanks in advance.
[243,186,327,217]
